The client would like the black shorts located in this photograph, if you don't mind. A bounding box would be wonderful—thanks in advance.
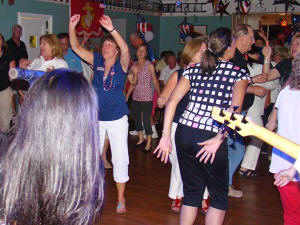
[175,124,229,210]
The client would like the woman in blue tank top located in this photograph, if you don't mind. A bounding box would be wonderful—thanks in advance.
[69,14,136,214]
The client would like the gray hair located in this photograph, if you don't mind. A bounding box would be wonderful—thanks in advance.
[233,24,252,39]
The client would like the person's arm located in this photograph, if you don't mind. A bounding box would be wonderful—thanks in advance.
[157,71,178,108]
[9,59,16,69]
[153,76,190,163]
[125,84,135,102]
[251,41,280,83]
[127,64,138,85]
[247,85,268,97]
[274,166,298,187]
[196,79,249,164]
[69,14,94,65]
[99,15,130,72]
[159,68,166,89]
[265,107,278,131]
[149,63,160,96]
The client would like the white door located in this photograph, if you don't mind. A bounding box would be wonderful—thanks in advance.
[18,12,53,61]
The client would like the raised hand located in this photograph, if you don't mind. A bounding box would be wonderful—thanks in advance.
[262,41,272,59]
[99,15,114,32]
[69,14,81,30]
[153,136,172,164]
[258,29,268,44]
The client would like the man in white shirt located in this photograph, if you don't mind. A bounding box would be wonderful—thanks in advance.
[159,52,180,88]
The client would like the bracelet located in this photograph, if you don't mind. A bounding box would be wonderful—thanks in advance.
[109,27,116,33]
[264,61,270,64]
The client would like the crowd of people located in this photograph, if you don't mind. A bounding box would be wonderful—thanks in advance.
[0,13,300,225]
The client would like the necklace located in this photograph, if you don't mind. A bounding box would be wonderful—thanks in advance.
[103,65,115,91]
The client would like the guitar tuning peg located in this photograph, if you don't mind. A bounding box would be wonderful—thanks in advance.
[219,109,225,117]
[230,113,236,121]
[241,115,248,124]
[224,120,230,125]
[233,105,239,112]
[235,126,241,132]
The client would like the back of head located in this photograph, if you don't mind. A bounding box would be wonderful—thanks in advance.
[201,27,233,75]
[233,24,252,40]
[181,36,208,66]
[290,53,300,89]
[1,70,104,225]
[57,32,69,40]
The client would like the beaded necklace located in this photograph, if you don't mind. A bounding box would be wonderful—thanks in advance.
[103,65,115,91]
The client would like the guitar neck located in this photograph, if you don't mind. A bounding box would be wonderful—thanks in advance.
[251,123,300,159]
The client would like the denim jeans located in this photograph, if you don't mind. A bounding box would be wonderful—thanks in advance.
[227,132,245,186]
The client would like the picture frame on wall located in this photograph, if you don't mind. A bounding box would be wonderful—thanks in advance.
[180,25,207,44]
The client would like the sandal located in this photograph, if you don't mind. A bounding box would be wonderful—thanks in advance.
[201,198,210,215]
[171,198,182,214]
[116,200,126,214]
[239,169,259,178]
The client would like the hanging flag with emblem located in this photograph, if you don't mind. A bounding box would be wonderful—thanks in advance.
[70,0,105,38]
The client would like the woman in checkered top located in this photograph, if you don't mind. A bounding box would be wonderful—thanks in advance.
[154,27,250,225]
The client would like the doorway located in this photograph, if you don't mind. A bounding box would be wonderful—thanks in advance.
[18,12,53,61]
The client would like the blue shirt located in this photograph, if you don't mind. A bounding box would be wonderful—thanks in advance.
[64,48,83,73]
[92,52,129,121]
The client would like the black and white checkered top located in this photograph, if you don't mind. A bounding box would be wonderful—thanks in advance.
[179,61,250,133]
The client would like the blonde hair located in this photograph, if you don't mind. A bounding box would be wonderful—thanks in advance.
[181,36,207,66]
[290,53,300,89]
[291,33,300,44]
[40,33,63,59]
[273,46,290,61]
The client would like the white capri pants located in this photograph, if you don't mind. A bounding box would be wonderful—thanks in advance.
[0,87,13,132]
[98,115,129,183]
[169,122,209,200]
[241,94,265,170]
[169,122,184,199]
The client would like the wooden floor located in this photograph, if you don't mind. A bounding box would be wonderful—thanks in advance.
[96,133,283,225]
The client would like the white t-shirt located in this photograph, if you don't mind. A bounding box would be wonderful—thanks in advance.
[29,56,68,72]
[269,85,300,181]
[159,64,180,85]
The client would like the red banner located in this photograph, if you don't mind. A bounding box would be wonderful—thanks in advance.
[70,0,105,38]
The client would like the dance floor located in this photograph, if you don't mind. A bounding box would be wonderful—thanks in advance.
[96,134,283,225]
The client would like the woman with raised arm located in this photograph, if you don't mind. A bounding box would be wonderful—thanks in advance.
[154,28,249,225]
[69,14,133,213]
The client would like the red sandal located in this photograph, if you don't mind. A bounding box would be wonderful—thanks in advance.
[171,198,182,214]
[201,198,210,215]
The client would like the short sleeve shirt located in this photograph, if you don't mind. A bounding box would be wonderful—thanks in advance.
[7,38,28,67]
[179,61,250,133]
[159,64,180,85]
[64,47,83,73]
[0,52,12,91]
[269,86,300,181]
